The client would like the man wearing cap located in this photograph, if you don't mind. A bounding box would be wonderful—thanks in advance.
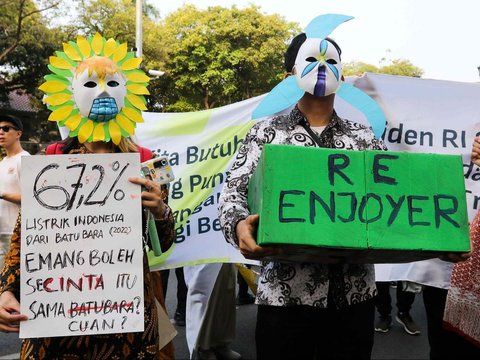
[0,114,30,268]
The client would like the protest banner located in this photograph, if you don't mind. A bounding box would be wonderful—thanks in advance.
[106,73,480,271]
[20,153,144,338]
[136,97,263,270]
[351,74,480,286]
[249,145,470,263]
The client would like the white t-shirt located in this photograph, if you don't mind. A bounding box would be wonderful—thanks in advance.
[311,126,326,135]
[0,150,30,235]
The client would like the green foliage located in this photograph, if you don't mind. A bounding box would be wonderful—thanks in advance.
[0,0,67,143]
[76,0,137,42]
[157,5,299,111]
[343,58,424,78]
[75,1,164,68]
[343,61,380,76]
[0,1,63,99]
[1,0,425,143]
[379,59,423,78]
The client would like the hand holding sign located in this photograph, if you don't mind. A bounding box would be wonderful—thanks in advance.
[0,291,28,333]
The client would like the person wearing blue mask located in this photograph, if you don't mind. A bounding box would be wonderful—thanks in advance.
[219,14,387,360]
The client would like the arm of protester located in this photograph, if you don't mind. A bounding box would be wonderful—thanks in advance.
[471,136,480,166]
[0,216,25,333]
[0,192,21,205]
[0,216,21,297]
[0,291,28,333]
[128,177,175,253]
[218,122,267,248]
[236,214,281,260]
[154,184,175,253]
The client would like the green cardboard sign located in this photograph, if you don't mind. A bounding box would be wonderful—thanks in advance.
[248,144,470,262]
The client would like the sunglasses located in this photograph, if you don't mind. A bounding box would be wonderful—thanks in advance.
[0,126,19,132]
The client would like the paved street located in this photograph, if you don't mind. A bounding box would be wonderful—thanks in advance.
[0,273,430,360]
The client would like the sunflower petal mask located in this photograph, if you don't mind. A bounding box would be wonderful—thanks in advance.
[39,33,150,145]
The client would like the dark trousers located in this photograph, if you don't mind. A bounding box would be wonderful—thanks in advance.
[160,267,187,314]
[237,265,250,297]
[255,299,375,360]
[423,286,480,360]
[375,281,415,317]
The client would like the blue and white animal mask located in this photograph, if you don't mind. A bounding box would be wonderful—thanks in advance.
[252,14,387,139]
[294,37,343,97]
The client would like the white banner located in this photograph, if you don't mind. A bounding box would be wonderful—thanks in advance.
[352,73,480,287]
[135,73,480,282]
[20,153,144,338]
[136,97,263,270]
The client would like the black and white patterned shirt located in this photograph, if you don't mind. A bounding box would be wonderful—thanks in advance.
[218,105,387,308]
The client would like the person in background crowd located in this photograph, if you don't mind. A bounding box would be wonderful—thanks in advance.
[236,267,255,306]
[184,263,241,360]
[0,114,30,268]
[439,136,480,359]
[374,281,421,335]
[161,267,187,326]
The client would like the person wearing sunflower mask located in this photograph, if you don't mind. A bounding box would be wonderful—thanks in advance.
[0,33,175,360]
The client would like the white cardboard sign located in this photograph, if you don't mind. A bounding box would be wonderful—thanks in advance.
[20,153,144,338]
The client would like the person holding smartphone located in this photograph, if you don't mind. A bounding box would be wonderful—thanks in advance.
[0,34,175,360]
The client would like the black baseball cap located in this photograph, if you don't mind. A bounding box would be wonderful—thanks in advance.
[0,114,23,131]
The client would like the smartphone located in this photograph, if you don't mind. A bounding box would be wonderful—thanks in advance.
[140,157,175,185]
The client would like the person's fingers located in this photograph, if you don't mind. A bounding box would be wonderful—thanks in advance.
[247,214,259,227]
[240,246,281,260]
[128,177,159,193]
[0,309,27,333]
[439,252,470,263]
[239,235,281,260]
[237,214,283,259]
[0,325,20,333]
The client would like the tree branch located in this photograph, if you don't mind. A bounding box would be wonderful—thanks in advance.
[21,1,61,20]
[0,0,60,63]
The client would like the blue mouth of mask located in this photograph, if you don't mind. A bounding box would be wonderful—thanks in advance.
[89,97,118,122]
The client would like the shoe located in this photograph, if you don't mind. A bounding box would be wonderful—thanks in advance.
[173,311,185,327]
[396,312,421,335]
[374,315,392,333]
[236,293,255,305]
[213,345,242,360]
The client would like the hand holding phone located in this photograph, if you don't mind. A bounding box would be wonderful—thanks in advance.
[140,157,174,257]
[140,157,175,185]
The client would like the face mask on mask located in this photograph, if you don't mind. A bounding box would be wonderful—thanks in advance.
[72,64,127,122]
[294,38,342,97]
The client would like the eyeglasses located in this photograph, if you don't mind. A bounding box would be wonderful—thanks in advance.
[0,126,19,132]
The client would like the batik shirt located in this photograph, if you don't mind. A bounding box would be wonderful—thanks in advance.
[218,106,387,308]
